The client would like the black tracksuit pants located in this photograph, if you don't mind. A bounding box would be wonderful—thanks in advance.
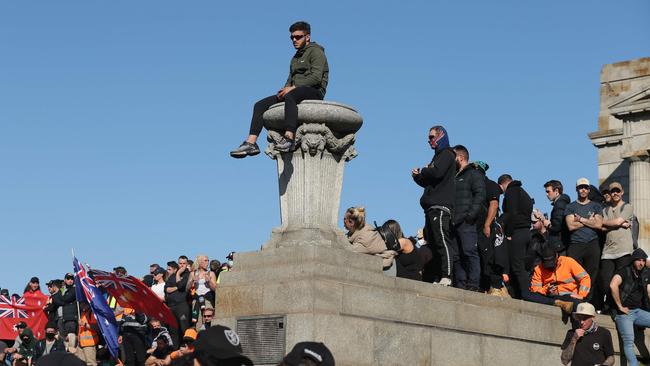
[507,228,532,299]
[248,86,323,136]
[422,207,455,282]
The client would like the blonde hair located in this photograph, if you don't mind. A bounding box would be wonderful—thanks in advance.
[345,206,366,230]
[193,254,208,272]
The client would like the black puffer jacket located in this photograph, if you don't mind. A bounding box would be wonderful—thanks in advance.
[548,193,571,249]
[501,180,533,236]
[413,148,456,210]
[453,165,486,225]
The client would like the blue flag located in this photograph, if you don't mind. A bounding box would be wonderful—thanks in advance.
[73,256,120,359]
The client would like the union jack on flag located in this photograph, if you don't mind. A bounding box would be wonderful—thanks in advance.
[0,295,28,318]
[90,269,139,292]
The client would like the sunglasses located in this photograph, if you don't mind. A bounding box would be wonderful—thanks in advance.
[428,135,437,140]
[576,185,590,190]
[290,34,305,41]
[610,188,622,194]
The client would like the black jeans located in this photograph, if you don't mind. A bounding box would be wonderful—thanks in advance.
[595,255,631,310]
[248,86,323,136]
[453,221,480,289]
[422,207,455,282]
[567,239,600,301]
[169,302,190,348]
[507,229,532,299]
[478,226,505,289]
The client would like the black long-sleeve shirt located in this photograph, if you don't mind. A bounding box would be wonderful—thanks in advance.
[164,270,189,306]
[501,180,533,236]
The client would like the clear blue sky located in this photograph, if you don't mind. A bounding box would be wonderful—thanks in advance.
[1,1,649,294]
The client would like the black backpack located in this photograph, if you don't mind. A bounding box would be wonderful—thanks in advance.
[373,221,401,252]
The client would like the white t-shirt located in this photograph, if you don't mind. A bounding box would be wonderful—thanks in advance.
[151,282,165,300]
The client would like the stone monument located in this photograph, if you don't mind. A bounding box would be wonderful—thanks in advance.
[216,100,620,365]
[589,57,650,251]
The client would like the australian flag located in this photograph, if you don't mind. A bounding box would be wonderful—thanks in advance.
[73,256,120,358]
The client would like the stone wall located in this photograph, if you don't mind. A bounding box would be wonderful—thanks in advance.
[215,246,624,365]
[589,57,650,251]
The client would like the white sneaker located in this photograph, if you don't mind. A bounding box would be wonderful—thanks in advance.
[437,278,452,286]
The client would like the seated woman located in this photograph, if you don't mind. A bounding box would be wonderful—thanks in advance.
[382,220,424,281]
[343,207,397,274]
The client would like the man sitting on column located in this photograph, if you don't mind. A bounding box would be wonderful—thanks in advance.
[528,243,591,316]
[230,21,329,158]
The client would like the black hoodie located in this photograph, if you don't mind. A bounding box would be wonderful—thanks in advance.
[501,180,533,236]
[413,148,456,210]
[548,193,571,248]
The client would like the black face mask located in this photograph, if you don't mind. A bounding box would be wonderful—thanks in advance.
[21,337,30,343]
[45,333,56,341]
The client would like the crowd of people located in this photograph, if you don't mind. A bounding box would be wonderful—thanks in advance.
[342,123,646,365]
[0,251,336,366]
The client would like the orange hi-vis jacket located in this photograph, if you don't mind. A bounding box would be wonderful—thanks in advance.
[530,256,591,298]
[78,310,100,347]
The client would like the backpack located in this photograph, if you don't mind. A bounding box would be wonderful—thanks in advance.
[623,203,640,249]
[373,221,401,252]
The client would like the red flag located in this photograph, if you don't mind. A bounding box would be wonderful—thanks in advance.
[0,291,48,340]
[89,269,177,328]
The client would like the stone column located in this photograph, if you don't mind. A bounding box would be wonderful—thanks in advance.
[260,100,363,250]
[628,153,650,252]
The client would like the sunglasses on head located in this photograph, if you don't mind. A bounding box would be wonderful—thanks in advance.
[290,34,305,40]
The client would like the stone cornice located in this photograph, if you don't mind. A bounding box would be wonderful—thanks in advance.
[588,128,623,147]
[608,86,650,117]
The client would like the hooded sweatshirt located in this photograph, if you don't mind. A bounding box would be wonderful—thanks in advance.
[18,328,35,359]
[413,126,456,210]
[501,180,533,236]
[285,42,329,97]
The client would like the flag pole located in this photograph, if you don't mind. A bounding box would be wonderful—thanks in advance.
[72,248,81,352]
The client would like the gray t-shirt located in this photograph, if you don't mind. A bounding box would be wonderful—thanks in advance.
[602,203,634,259]
[565,200,603,244]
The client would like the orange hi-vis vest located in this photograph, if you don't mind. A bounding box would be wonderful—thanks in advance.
[78,310,100,347]
[530,256,591,298]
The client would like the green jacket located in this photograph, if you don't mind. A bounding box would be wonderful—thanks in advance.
[285,42,329,96]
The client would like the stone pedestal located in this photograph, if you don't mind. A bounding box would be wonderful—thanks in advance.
[260,100,362,250]
[628,153,650,251]
[215,100,625,365]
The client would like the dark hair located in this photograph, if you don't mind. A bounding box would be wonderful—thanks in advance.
[383,219,404,239]
[289,21,311,34]
[497,174,513,185]
[23,282,41,294]
[167,261,179,270]
[178,255,188,261]
[452,145,469,161]
[543,180,563,194]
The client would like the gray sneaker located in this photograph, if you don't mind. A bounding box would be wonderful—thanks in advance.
[230,142,260,158]
[275,137,294,153]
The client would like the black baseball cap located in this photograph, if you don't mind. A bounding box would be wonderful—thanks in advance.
[153,267,166,276]
[64,273,74,280]
[30,277,40,284]
[193,325,252,366]
[283,342,335,366]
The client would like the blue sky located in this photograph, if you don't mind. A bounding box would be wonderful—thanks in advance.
[1,1,649,294]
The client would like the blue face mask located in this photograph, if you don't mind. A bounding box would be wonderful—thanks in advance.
[228,260,234,267]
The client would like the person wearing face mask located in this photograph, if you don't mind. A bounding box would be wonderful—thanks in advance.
[527,243,591,317]
[13,327,36,366]
[560,302,614,366]
[412,125,457,286]
[33,322,66,364]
